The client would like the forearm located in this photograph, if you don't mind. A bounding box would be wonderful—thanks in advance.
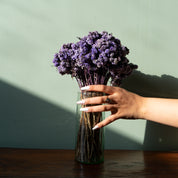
[140,97,178,127]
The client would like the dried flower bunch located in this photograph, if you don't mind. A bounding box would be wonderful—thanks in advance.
[52,31,138,164]
[53,31,137,87]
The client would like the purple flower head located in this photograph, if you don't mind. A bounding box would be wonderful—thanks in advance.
[52,31,138,87]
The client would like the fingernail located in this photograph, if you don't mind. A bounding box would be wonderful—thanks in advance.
[92,125,99,130]
[80,108,88,112]
[76,100,85,104]
[81,86,90,90]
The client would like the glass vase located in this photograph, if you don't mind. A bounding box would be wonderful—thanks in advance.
[75,91,105,164]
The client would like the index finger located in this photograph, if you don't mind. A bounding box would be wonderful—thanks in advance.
[81,85,116,94]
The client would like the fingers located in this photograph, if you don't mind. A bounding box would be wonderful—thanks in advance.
[81,85,116,94]
[77,95,110,105]
[94,115,117,130]
[80,104,114,112]
[80,105,118,130]
[79,103,118,130]
[78,85,121,130]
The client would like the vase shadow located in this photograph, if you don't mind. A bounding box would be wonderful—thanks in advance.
[122,70,178,151]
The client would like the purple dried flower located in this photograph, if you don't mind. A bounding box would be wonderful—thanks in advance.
[52,31,137,87]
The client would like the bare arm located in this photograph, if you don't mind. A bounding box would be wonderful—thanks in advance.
[77,85,178,129]
[141,97,178,127]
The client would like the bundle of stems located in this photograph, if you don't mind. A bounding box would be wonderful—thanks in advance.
[75,91,104,164]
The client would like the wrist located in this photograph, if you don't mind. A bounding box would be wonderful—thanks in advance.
[136,96,147,120]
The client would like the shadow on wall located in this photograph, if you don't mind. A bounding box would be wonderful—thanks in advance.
[122,70,178,151]
[1,70,178,151]
[0,80,76,149]
[0,79,141,149]
[122,70,178,98]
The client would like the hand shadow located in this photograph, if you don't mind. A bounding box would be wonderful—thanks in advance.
[122,70,178,151]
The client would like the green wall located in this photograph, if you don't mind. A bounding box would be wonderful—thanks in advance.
[0,0,178,150]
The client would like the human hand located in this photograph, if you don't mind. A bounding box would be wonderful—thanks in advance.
[77,85,144,130]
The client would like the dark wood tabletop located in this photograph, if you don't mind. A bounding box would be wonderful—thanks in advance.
[0,148,178,178]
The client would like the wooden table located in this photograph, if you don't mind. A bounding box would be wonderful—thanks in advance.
[0,148,178,177]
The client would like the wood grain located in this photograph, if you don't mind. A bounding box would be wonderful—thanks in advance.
[0,148,178,177]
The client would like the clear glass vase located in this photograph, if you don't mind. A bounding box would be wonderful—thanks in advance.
[75,91,105,164]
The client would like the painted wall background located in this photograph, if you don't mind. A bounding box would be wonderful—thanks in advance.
[0,0,178,150]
